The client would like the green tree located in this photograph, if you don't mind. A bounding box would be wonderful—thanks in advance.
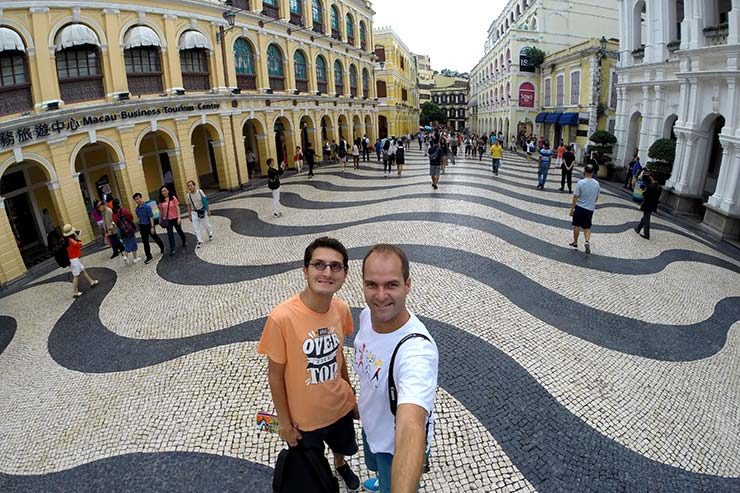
[647,138,676,184]
[521,46,546,70]
[420,101,447,125]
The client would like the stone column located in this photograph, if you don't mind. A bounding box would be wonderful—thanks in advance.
[285,39,297,92]
[173,118,198,195]
[118,124,148,211]
[637,86,652,160]
[102,9,125,98]
[209,22,228,93]
[729,0,740,45]
[163,15,184,93]
[0,198,27,284]
[256,34,271,92]
[708,138,739,213]
[30,8,61,105]
[46,139,94,243]
[217,113,241,189]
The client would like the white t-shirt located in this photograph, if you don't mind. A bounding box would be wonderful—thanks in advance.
[354,307,438,455]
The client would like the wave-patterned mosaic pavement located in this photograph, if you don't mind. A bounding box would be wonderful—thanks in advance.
[1,148,739,492]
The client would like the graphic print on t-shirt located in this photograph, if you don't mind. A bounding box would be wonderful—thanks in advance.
[355,343,384,389]
[303,327,341,385]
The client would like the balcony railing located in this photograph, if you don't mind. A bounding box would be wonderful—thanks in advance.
[317,81,327,93]
[60,77,105,103]
[331,29,342,41]
[237,74,257,90]
[667,40,681,52]
[360,41,366,51]
[631,46,645,60]
[312,21,324,34]
[290,13,303,26]
[262,3,279,19]
[347,36,354,46]
[704,24,729,46]
[0,85,33,116]
[350,85,357,97]
[334,84,343,96]
[126,73,163,95]
[183,73,210,92]
[269,76,285,91]
[296,79,309,92]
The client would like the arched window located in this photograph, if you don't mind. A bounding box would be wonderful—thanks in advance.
[55,23,104,103]
[179,30,210,92]
[262,0,280,19]
[294,49,308,92]
[330,5,341,40]
[267,43,285,90]
[333,59,344,95]
[349,64,357,97]
[362,68,369,98]
[315,55,327,93]
[312,0,324,34]
[345,14,355,45]
[289,0,304,26]
[123,26,163,95]
[0,27,32,116]
[359,21,367,51]
[234,38,256,90]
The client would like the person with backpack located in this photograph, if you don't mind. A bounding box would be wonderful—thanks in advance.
[355,244,439,493]
[305,142,316,178]
[560,145,576,193]
[382,139,391,177]
[257,237,360,492]
[134,192,165,264]
[395,142,405,176]
[536,141,553,190]
[158,186,187,256]
[112,198,140,265]
[634,173,661,240]
[267,158,285,217]
[186,180,213,248]
[98,201,123,259]
[362,134,370,162]
[428,136,442,190]
[375,138,383,162]
[61,223,99,298]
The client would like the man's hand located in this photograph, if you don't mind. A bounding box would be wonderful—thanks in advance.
[569,207,574,217]
[279,423,302,447]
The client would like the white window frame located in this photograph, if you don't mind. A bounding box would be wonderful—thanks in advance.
[556,73,564,107]
[544,77,551,107]
[569,70,580,106]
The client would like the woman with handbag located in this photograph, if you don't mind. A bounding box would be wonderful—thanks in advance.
[267,158,285,217]
[112,198,140,265]
[186,180,213,249]
[158,185,187,255]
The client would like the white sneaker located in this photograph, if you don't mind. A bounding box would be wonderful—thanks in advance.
[208,234,214,241]
[133,257,141,264]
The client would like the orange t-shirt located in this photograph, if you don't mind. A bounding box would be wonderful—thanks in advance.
[557,146,566,159]
[257,294,356,432]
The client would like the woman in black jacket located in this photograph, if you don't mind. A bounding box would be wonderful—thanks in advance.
[267,158,285,217]
[635,173,661,239]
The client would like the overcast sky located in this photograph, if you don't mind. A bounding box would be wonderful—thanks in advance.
[371,0,509,73]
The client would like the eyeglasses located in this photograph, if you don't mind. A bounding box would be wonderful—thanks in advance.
[310,261,346,272]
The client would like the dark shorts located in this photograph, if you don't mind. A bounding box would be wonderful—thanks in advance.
[430,165,440,177]
[572,205,594,229]
[299,410,357,456]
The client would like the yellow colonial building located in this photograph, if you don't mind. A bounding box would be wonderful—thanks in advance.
[373,27,419,138]
[536,38,619,162]
[0,0,378,285]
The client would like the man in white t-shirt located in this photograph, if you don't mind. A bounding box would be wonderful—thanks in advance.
[354,244,439,493]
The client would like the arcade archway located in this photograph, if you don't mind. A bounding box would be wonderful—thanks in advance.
[138,130,178,200]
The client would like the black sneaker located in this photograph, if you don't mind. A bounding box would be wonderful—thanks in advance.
[336,463,360,491]
[585,242,591,254]
[144,257,153,265]
[568,241,578,249]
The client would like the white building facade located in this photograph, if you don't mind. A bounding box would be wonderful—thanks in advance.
[614,0,740,239]
[469,0,619,142]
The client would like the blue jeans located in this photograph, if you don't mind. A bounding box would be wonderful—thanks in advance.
[537,164,550,186]
[491,158,501,173]
[363,430,393,493]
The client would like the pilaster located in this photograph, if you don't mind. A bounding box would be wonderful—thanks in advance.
[163,15,184,92]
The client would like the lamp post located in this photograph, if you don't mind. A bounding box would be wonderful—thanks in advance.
[217,2,245,190]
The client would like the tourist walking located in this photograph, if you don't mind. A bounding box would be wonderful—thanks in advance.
[134,192,164,264]
[362,134,371,162]
[267,158,285,217]
[634,173,661,240]
[305,142,316,178]
[556,141,566,167]
[490,140,503,175]
[382,139,392,177]
[559,145,576,193]
[536,142,553,190]
[246,147,257,179]
[158,186,187,256]
[112,198,140,265]
[186,180,213,249]
[352,139,361,170]
[293,146,304,174]
[375,138,383,162]
[395,142,405,176]
[526,139,535,162]
[569,164,600,254]
[90,201,105,240]
[355,244,439,493]
[440,137,449,174]
[257,237,360,492]
[98,201,123,259]
[428,136,442,190]
[62,224,99,298]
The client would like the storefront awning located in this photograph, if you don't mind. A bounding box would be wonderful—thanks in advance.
[0,27,25,52]
[535,112,547,123]
[179,30,210,51]
[558,112,579,126]
[123,26,162,50]
[544,112,562,124]
[55,24,100,51]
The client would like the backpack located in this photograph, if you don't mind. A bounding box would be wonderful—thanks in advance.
[117,211,136,237]
[273,444,339,493]
[52,239,70,268]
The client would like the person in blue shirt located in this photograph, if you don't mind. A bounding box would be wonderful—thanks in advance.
[629,156,643,191]
[134,192,165,264]
[536,142,553,189]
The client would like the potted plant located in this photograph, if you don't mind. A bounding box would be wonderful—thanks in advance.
[588,130,617,179]
[646,138,676,185]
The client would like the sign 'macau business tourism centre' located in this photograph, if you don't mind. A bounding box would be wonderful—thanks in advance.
[0,102,222,150]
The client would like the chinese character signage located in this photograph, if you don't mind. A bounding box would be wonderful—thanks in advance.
[0,102,221,150]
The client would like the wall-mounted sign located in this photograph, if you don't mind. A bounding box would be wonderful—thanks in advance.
[518,82,536,108]
[519,53,535,73]
[0,102,221,150]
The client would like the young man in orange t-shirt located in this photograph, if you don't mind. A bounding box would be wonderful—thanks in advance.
[257,237,360,491]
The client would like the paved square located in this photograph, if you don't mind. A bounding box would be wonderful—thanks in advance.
[1,148,739,492]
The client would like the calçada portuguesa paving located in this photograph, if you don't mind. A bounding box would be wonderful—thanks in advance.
[1,148,739,492]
